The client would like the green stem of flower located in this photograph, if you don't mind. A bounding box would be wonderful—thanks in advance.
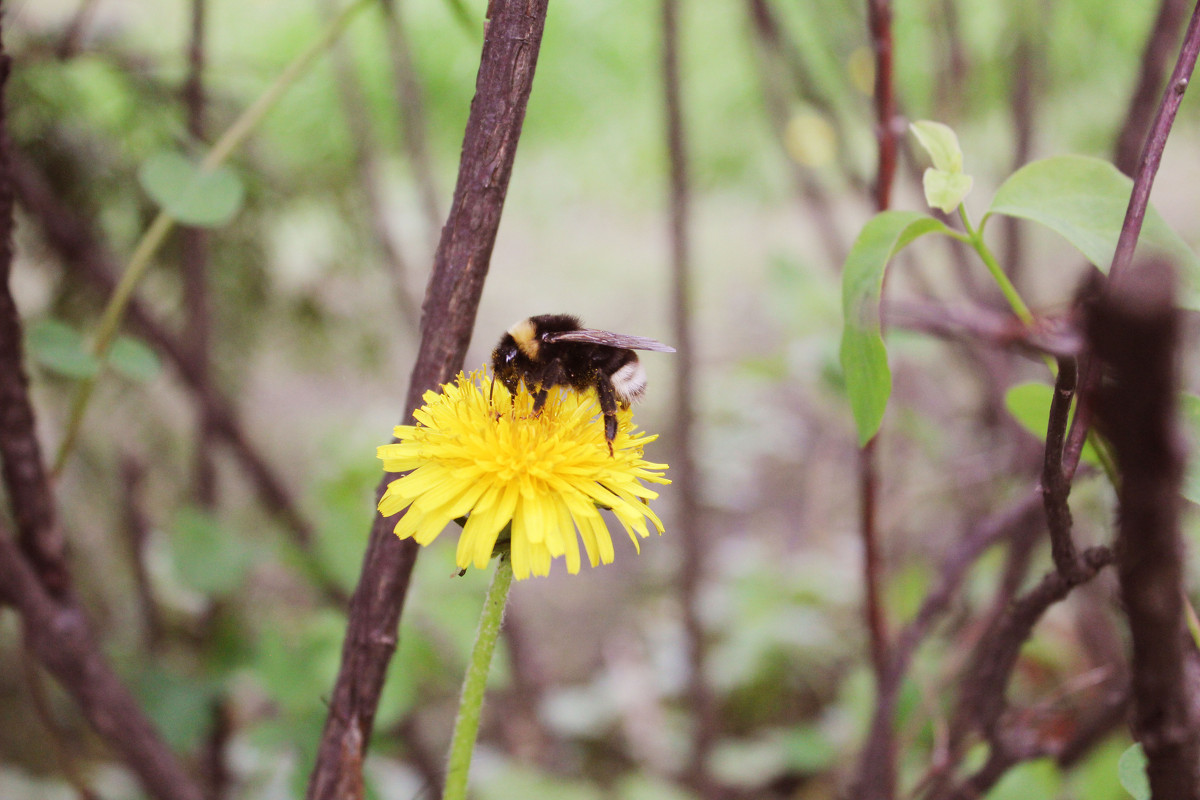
[50,0,375,478]
[443,556,515,800]
[960,206,1034,327]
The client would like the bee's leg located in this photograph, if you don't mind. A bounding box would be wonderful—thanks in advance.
[595,376,619,456]
[532,361,567,414]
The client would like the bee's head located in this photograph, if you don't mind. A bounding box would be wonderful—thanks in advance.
[492,335,520,371]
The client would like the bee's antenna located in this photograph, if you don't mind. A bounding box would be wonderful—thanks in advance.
[489,371,496,404]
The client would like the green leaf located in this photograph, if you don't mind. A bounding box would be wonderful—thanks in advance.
[138,151,244,228]
[133,665,216,752]
[1182,393,1200,505]
[910,120,965,173]
[840,211,954,445]
[1117,743,1150,800]
[923,168,974,214]
[169,507,254,596]
[108,335,161,382]
[987,155,1200,310]
[1003,381,1099,466]
[26,319,100,378]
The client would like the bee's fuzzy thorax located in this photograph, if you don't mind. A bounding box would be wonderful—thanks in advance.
[507,318,539,359]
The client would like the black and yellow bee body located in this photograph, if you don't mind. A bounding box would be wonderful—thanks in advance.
[491,314,675,451]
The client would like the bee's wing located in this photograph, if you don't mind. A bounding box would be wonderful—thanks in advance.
[546,329,676,353]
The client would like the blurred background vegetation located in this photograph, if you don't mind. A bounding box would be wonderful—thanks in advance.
[3,0,1199,797]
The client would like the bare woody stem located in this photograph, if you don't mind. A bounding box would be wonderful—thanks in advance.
[853,1,898,797]
[306,2,551,796]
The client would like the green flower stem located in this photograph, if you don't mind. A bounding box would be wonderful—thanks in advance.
[51,0,375,477]
[443,556,515,800]
[960,206,1034,326]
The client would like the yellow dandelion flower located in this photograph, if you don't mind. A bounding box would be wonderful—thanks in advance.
[377,368,670,580]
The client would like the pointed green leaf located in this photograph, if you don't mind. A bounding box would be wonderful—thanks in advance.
[923,168,973,214]
[26,319,100,378]
[840,211,954,445]
[1117,744,1150,800]
[138,151,244,228]
[108,335,162,383]
[910,120,964,173]
[1182,393,1200,505]
[987,155,1200,310]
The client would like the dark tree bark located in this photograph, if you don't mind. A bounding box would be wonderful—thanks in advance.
[1087,259,1199,799]
[306,2,550,796]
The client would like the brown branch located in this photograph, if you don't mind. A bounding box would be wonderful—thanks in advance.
[663,0,715,796]
[885,300,1082,359]
[860,493,1042,800]
[0,28,202,798]
[947,547,1113,754]
[1063,0,1200,483]
[1113,0,1189,175]
[1041,357,1081,578]
[181,0,218,508]
[1109,0,1200,286]
[0,525,204,800]
[182,0,220,506]
[852,1,899,797]
[120,456,164,648]
[741,0,847,269]
[323,0,422,332]
[1087,258,1198,797]
[0,52,69,598]
[306,2,550,795]
[380,0,444,250]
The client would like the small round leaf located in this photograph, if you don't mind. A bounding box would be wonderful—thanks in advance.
[27,319,100,379]
[138,151,244,228]
[108,335,162,382]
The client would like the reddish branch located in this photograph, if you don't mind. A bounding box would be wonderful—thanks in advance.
[1087,259,1198,798]
[662,0,715,795]
[1041,357,1081,578]
[380,0,443,250]
[181,0,218,508]
[1113,0,1189,175]
[1064,0,1200,480]
[0,64,69,596]
[0,22,203,799]
[852,1,899,797]
[1109,0,1200,286]
[306,2,550,795]
[742,0,848,268]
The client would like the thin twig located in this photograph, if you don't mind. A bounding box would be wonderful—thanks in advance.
[380,0,443,251]
[323,0,422,331]
[1041,357,1080,578]
[663,0,715,795]
[852,0,899,796]
[1109,0,1200,286]
[306,2,551,795]
[182,0,218,508]
[1113,0,1189,175]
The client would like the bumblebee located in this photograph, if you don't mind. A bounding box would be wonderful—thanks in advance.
[491,314,675,452]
